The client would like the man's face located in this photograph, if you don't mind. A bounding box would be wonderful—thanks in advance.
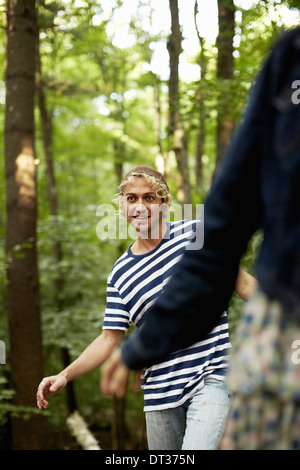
[122,177,164,238]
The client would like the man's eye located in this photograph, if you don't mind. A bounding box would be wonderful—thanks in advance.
[127,196,135,202]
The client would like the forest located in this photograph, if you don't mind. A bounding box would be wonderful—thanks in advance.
[0,0,299,451]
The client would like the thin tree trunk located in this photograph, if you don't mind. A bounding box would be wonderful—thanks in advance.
[194,1,207,190]
[167,0,192,204]
[4,0,46,449]
[152,78,164,173]
[35,32,77,413]
[111,395,127,450]
[216,0,235,169]
[111,147,129,449]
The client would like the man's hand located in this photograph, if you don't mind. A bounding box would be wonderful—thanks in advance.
[36,375,67,410]
[100,350,130,398]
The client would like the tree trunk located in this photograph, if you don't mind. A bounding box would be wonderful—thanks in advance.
[35,31,78,414]
[195,39,206,190]
[111,395,128,450]
[215,0,235,169]
[111,154,128,450]
[194,1,207,190]
[167,0,192,204]
[4,0,46,449]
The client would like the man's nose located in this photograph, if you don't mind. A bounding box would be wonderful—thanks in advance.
[135,200,147,213]
[135,201,147,213]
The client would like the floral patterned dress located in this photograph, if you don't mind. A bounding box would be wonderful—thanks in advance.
[221,291,300,450]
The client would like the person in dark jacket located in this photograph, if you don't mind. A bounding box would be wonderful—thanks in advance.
[101,27,300,450]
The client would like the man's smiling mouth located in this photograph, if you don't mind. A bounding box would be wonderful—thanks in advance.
[133,215,150,220]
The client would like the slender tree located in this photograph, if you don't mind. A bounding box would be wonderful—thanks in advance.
[4,0,46,449]
[167,0,192,204]
[216,0,235,168]
[35,25,78,415]
[194,0,208,190]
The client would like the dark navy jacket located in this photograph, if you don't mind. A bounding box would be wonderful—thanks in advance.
[122,27,300,370]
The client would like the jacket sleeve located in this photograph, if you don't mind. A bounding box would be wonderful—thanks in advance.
[121,44,274,370]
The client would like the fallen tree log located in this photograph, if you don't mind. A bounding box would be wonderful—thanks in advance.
[66,410,101,450]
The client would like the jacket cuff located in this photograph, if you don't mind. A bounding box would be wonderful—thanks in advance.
[121,334,155,370]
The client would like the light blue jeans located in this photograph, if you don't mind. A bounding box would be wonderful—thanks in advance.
[145,378,232,450]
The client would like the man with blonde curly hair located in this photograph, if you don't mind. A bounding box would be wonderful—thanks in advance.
[37,165,256,449]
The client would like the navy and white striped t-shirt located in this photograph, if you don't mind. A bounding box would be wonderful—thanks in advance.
[102,220,231,411]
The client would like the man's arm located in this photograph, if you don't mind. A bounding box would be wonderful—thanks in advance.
[37,329,124,409]
[235,267,258,301]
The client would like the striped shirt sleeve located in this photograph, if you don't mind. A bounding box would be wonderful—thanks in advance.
[102,280,131,331]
